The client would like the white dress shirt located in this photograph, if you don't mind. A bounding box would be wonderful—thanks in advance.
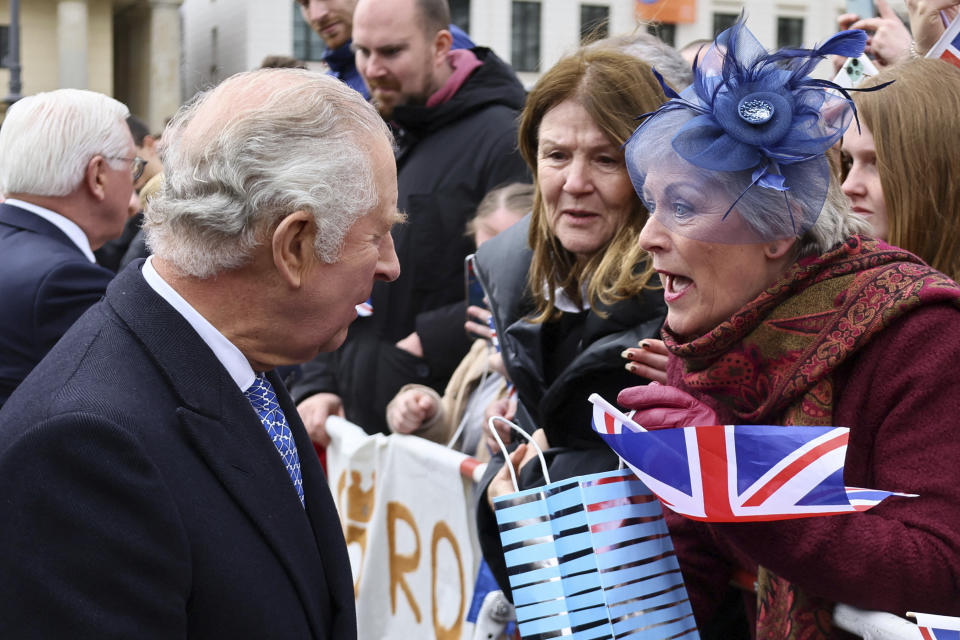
[141,256,255,392]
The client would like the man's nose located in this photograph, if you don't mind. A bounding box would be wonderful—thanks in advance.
[377,232,401,282]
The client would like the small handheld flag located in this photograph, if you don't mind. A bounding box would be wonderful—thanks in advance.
[589,393,915,522]
[909,611,960,640]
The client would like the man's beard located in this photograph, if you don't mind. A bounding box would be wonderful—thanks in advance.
[368,71,435,119]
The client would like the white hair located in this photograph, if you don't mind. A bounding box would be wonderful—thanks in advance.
[799,178,871,257]
[145,68,394,279]
[589,31,693,92]
[0,89,131,197]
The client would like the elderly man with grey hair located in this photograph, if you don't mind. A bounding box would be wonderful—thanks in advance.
[0,68,400,639]
[0,89,137,407]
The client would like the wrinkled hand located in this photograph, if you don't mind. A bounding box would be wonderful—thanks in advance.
[484,395,517,454]
[907,0,960,54]
[851,0,912,67]
[617,384,718,430]
[386,388,438,434]
[395,331,424,358]
[296,392,344,447]
[465,305,494,341]
[621,339,669,384]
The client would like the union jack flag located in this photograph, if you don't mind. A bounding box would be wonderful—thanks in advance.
[910,612,960,640]
[588,394,914,522]
[926,15,960,70]
[355,297,373,317]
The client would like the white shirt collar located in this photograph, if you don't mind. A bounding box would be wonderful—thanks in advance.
[4,198,96,263]
[141,256,256,391]
[549,283,591,314]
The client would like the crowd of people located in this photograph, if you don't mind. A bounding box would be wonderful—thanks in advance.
[1,0,959,638]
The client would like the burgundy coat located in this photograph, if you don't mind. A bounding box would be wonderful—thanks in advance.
[668,304,960,637]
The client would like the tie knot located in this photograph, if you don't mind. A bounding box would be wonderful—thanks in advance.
[244,374,280,414]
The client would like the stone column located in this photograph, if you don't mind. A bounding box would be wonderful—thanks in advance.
[148,0,183,132]
[57,0,89,89]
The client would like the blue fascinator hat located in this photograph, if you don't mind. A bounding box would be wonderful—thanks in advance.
[626,17,869,243]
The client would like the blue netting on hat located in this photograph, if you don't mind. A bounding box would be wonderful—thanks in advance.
[626,17,866,243]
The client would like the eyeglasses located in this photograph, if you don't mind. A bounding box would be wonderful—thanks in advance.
[105,155,147,183]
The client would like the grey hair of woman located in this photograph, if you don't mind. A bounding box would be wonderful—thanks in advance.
[145,68,393,279]
[588,31,693,92]
[629,108,869,258]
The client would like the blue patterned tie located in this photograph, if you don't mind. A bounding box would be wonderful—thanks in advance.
[244,374,305,507]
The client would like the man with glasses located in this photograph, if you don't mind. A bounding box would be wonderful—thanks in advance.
[0,88,136,407]
[96,114,165,271]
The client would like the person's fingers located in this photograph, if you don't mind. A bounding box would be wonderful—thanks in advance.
[467,305,493,323]
[418,393,438,419]
[641,339,669,356]
[624,360,668,384]
[464,320,493,340]
[851,17,885,31]
[876,0,897,18]
[838,12,860,29]
[487,444,528,508]
[622,340,670,384]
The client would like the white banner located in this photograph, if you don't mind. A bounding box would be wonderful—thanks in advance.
[326,417,483,640]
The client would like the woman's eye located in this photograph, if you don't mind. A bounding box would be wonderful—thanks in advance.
[673,202,693,220]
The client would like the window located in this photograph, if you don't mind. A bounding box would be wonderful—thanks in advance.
[0,25,9,69]
[712,13,738,37]
[450,0,470,36]
[210,26,219,79]
[777,16,804,48]
[646,22,676,47]
[292,1,326,62]
[511,1,541,72]
[580,4,609,44]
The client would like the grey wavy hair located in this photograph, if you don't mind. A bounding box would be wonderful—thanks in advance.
[588,31,693,92]
[0,89,131,197]
[145,68,393,279]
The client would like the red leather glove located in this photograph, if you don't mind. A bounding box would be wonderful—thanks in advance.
[617,383,718,430]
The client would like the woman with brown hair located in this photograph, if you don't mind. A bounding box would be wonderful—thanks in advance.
[473,45,673,599]
[842,57,960,281]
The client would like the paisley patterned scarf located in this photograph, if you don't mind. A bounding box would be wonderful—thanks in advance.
[663,236,960,639]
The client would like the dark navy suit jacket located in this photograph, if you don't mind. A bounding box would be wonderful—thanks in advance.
[0,202,114,406]
[0,263,357,639]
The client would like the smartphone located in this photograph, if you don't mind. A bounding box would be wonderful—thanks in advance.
[465,254,489,339]
[832,53,879,88]
[846,0,875,18]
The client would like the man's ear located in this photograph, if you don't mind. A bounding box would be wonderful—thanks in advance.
[433,29,453,64]
[272,210,316,288]
[764,237,797,260]
[85,155,108,202]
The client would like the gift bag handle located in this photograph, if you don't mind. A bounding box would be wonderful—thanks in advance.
[486,416,552,492]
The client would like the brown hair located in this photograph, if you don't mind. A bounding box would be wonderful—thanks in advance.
[519,48,667,322]
[414,0,450,37]
[854,58,960,281]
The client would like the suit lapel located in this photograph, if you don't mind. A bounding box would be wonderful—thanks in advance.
[273,372,357,637]
[105,265,334,639]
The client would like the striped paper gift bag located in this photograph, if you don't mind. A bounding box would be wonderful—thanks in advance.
[493,468,699,640]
